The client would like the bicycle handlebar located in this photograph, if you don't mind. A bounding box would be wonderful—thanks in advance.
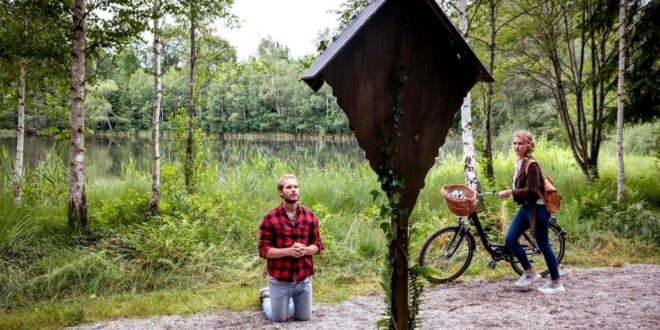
[478,191,498,196]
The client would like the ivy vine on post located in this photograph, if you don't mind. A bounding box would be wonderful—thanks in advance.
[372,18,426,327]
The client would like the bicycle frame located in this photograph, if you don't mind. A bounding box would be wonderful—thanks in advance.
[462,211,559,264]
[466,211,501,257]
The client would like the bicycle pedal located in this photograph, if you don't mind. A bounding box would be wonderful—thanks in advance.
[488,260,497,269]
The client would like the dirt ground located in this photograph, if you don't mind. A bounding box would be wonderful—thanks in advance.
[70,264,659,329]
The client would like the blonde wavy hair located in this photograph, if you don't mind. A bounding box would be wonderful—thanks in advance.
[277,174,298,191]
[513,130,536,157]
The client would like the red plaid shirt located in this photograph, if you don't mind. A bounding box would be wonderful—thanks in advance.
[258,204,324,283]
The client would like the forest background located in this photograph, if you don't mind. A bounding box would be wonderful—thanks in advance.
[0,0,658,329]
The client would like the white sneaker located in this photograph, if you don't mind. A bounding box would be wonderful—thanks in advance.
[514,272,542,286]
[538,282,565,294]
[259,287,270,302]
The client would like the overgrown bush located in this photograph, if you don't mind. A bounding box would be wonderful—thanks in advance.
[0,210,37,260]
[0,147,12,195]
[22,147,68,206]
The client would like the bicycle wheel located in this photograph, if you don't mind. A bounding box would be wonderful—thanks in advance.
[510,222,565,277]
[419,226,475,284]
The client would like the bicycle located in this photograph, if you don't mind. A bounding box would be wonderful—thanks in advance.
[418,191,566,284]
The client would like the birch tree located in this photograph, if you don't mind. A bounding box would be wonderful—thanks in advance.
[0,1,66,206]
[616,0,626,201]
[150,0,162,215]
[68,0,87,233]
[171,0,235,192]
[67,0,146,234]
[458,0,480,193]
[14,18,27,206]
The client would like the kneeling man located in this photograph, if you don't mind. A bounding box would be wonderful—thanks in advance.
[258,174,324,322]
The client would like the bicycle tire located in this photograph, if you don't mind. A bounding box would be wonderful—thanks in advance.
[510,222,566,277]
[419,226,475,284]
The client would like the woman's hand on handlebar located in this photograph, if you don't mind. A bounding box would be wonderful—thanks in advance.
[497,190,512,199]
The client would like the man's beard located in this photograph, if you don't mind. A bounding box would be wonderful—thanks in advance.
[282,195,298,204]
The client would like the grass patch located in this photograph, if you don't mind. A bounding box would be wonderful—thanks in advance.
[0,276,379,330]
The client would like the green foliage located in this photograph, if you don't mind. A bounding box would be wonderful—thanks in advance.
[22,146,67,206]
[0,146,12,195]
[577,171,660,243]
[595,201,659,242]
[112,216,224,269]
[85,80,120,130]
[626,0,660,122]
[0,211,37,260]
[601,122,659,156]
[167,108,218,193]
[90,169,149,227]
[15,250,123,304]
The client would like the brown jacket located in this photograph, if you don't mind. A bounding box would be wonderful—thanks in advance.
[512,158,543,205]
[512,157,544,234]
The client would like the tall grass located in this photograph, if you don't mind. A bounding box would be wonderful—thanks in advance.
[0,127,658,329]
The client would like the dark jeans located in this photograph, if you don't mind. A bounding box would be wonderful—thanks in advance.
[505,204,560,280]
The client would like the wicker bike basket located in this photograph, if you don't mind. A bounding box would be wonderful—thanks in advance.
[441,184,478,216]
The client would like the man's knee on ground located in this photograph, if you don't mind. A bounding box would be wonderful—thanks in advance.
[271,314,288,322]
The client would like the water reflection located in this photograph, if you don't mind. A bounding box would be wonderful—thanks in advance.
[0,135,368,178]
[0,131,467,178]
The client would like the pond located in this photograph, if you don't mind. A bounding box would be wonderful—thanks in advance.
[0,134,366,177]
[0,133,463,178]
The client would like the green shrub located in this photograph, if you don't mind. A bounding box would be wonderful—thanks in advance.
[22,147,68,206]
[595,201,659,242]
[601,122,659,156]
[0,146,12,195]
[0,210,37,259]
[113,215,230,269]
[2,250,124,308]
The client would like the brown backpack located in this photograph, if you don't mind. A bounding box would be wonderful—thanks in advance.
[524,159,562,214]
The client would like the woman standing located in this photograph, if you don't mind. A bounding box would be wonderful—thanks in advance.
[498,130,565,293]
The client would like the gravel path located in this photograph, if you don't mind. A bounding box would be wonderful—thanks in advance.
[70,264,660,329]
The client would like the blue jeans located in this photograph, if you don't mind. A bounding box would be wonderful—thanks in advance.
[262,276,312,322]
[505,204,560,280]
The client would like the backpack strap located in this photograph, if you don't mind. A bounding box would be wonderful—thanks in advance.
[523,159,543,195]
[524,158,537,175]
[523,158,543,235]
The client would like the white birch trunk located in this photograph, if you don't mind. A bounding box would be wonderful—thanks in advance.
[616,0,626,202]
[458,0,480,192]
[14,16,28,206]
[14,56,26,206]
[150,0,162,215]
[68,0,88,234]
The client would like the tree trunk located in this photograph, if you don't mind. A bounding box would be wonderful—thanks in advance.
[185,10,197,192]
[391,217,409,330]
[105,110,113,130]
[271,76,279,115]
[14,16,29,206]
[68,0,89,235]
[616,0,626,202]
[150,0,162,215]
[458,0,480,193]
[14,56,26,206]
